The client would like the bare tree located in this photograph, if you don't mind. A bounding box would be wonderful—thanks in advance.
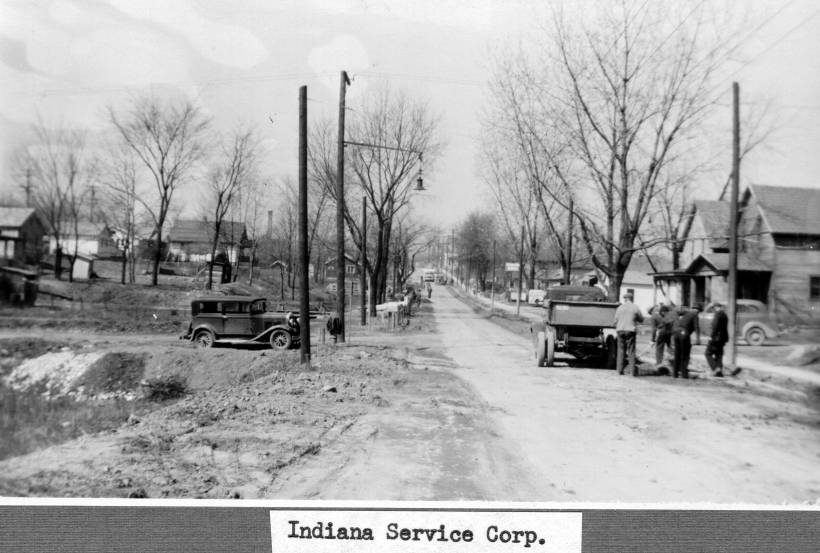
[100,145,140,284]
[328,87,440,315]
[498,1,752,299]
[22,122,95,281]
[201,127,258,289]
[108,95,210,286]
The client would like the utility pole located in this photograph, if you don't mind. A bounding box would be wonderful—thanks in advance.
[516,224,524,316]
[360,196,367,326]
[726,82,740,370]
[298,85,311,367]
[336,70,351,343]
[89,183,96,223]
[565,195,573,285]
[24,168,32,207]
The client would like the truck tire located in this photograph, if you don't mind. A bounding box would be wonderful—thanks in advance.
[545,328,556,367]
[270,329,292,350]
[535,331,546,367]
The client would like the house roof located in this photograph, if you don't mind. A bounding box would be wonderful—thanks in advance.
[168,219,246,244]
[749,184,820,236]
[692,200,730,250]
[685,252,771,274]
[56,221,110,237]
[0,206,36,228]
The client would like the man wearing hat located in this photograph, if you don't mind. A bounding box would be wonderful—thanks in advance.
[671,305,700,378]
[705,302,729,377]
[613,290,644,376]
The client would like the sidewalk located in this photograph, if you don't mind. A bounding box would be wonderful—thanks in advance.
[449,285,820,389]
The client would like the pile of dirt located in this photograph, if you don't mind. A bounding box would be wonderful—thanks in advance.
[0,343,426,498]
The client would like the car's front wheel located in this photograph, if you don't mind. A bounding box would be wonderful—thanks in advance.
[744,326,766,346]
[194,329,215,348]
[270,329,292,350]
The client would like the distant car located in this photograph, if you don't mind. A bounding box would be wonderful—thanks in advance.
[422,270,435,282]
[180,296,300,350]
[527,289,547,306]
[699,299,778,346]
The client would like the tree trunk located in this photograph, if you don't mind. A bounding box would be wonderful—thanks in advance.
[55,246,63,280]
[121,249,127,285]
[152,230,162,286]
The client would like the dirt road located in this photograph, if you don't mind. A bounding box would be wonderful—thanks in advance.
[432,286,820,503]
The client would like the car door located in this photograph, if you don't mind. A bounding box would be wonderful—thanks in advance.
[222,301,252,337]
[195,301,224,335]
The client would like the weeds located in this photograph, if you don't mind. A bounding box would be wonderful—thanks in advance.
[142,374,189,401]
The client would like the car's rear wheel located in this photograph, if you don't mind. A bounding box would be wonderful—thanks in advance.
[194,329,214,348]
[744,326,766,346]
[270,329,292,350]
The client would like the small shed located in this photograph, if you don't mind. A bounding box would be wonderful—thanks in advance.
[72,255,96,281]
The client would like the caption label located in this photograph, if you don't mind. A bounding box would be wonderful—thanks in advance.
[270,510,581,553]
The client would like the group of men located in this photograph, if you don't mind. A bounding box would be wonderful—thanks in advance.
[613,292,737,378]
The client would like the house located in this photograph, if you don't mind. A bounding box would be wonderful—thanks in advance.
[167,219,248,263]
[324,253,361,282]
[0,206,46,266]
[47,222,119,258]
[652,184,820,324]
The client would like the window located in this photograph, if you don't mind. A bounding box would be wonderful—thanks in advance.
[811,276,820,300]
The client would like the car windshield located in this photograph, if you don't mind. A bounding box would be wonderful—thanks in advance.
[251,300,267,314]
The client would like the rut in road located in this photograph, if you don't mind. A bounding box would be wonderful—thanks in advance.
[432,285,820,504]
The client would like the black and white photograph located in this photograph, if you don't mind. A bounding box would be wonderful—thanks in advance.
[1,0,819,509]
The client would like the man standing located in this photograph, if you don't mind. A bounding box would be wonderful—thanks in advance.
[672,305,700,379]
[650,304,673,370]
[613,291,644,376]
[705,302,729,377]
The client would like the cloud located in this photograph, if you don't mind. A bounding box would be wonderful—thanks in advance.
[107,0,268,69]
[307,34,370,93]
[307,0,495,31]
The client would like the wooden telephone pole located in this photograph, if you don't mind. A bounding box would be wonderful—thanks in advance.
[336,70,351,342]
[726,82,741,370]
[298,85,311,367]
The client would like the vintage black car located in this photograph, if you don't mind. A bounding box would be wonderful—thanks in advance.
[180,296,299,350]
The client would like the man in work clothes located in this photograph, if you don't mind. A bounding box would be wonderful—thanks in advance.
[705,302,729,377]
[650,304,674,370]
[613,291,644,376]
[672,306,700,379]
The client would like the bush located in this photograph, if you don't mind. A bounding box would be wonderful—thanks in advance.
[142,374,189,401]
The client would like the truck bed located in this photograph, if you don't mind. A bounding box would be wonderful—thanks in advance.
[544,299,619,328]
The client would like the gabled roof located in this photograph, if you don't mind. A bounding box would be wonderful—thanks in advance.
[0,206,37,228]
[692,200,730,250]
[168,219,246,244]
[749,184,820,236]
[685,252,771,274]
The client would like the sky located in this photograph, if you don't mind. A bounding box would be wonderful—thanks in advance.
[0,0,819,228]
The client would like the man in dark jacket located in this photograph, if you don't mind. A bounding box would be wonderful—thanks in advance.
[651,304,674,369]
[672,305,699,379]
[705,302,729,377]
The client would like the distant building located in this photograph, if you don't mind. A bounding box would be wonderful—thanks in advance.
[167,219,248,263]
[47,221,119,258]
[652,184,820,324]
[0,206,45,266]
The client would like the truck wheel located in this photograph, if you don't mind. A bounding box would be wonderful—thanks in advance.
[194,330,214,349]
[270,329,292,350]
[605,335,617,370]
[545,329,555,367]
[535,331,546,367]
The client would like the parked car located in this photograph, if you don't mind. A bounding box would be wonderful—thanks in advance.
[180,296,300,350]
[699,299,778,346]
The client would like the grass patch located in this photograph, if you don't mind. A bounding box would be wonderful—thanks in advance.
[0,383,153,461]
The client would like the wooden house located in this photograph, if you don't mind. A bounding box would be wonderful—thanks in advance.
[0,206,46,266]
